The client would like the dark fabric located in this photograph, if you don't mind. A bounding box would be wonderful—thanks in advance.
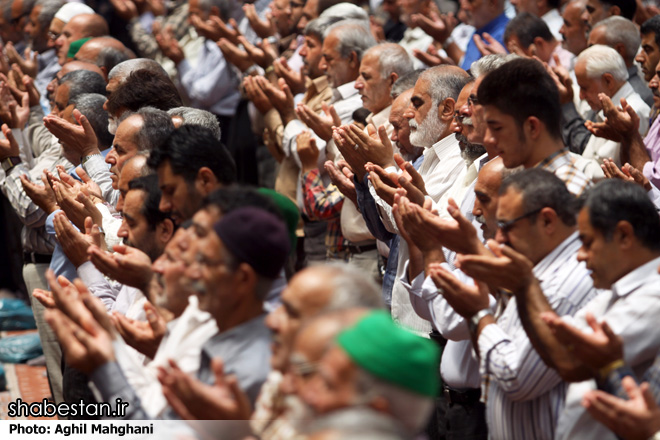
[226,99,259,185]
[62,364,99,420]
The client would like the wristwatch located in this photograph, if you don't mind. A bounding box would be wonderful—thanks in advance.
[81,153,102,165]
[1,156,21,173]
[468,308,492,334]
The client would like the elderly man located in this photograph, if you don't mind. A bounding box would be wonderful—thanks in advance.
[573,45,650,171]
[301,310,439,437]
[426,169,598,439]
[588,17,653,107]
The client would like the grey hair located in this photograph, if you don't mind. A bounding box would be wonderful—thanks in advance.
[134,106,176,154]
[167,106,222,141]
[576,44,628,82]
[60,70,107,101]
[391,69,424,99]
[304,16,343,40]
[325,20,376,63]
[36,0,66,29]
[322,263,383,311]
[320,2,369,20]
[470,53,521,77]
[419,66,471,107]
[69,93,113,150]
[592,16,640,66]
[354,369,434,433]
[365,43,414,82]
[107,58,169,83]
[1,0,12,21]
[98,46,131,72]
[197,0,231,20]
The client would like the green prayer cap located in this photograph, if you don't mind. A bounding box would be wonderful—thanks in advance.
[67,37,92,59]
[257,188,299,252]
[337,310,440,397]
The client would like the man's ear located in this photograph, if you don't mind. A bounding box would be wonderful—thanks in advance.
[608,4,621,16]
[539,207,559,233]
[602,72,616,90]
[389,71,399,87]
[439,97,456,122]
[156,218,175,245]
[614,220,635,250]
[195,166,219,197]
[523,116,543,140]
[349,51,360,69]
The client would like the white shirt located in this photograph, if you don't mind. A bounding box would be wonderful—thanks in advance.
[478,233,598,440]
[400,262,491,389]
[398,26,435,70]
[381,135,464,335]
[556,255,660,440]
[177,39,241,117]
[542,9,564,41]
[115,296,218,417]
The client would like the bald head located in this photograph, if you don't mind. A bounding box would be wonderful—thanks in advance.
[55,13,108,65]
[75,37,127,62]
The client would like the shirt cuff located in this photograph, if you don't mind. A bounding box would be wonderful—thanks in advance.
[90,361,127,400]
[477,321,510,365]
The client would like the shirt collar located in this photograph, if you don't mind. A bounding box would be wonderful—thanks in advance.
[611,255,660,299]
[367,105,391,128]
[333,80,358,101]
[426,134,460,161]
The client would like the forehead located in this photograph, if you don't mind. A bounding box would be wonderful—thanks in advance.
[642,32,659,48]
[123,189,146,213]
[116,115,144,138]
[496,186,524,216]
[323,33,340,52]
[457,82,474,106]
[483,104,514,123]
[360,53,381,72]
[412,77,430,96]
[475,165,502,193]
[588,26,606,44]
[391,92,412,117]
[577,207,595,235]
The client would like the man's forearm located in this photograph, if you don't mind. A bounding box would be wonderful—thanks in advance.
[623,133,651,172]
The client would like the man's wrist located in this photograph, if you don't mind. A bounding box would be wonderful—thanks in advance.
[468,308,492,334]
[1,156,21,173]
[81,152,102,165]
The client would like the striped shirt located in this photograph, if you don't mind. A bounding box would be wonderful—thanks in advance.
[536,148,592,196]
[478,232,598,440]
[556,256,660,440]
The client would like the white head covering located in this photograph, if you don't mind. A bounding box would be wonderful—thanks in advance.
[54,3,95,23]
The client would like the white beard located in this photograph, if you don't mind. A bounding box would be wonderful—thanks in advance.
[409,105,447,148]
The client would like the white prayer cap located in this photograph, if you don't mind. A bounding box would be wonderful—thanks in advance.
[54,3,95,23]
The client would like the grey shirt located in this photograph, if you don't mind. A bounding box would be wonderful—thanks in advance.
[90,313,272,419]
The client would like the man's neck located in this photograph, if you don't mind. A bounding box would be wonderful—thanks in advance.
[524,135,564,168]
[214,300,263,333]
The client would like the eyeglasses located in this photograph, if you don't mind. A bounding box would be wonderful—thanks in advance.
[496,207,542,234]
[468,94,479,106]
[453,111,467,124]
[47,31,60,41]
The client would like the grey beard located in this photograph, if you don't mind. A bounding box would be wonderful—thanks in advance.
[456,133,486,164]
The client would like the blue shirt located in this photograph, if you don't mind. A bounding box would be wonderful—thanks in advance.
[461,13,510,71]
